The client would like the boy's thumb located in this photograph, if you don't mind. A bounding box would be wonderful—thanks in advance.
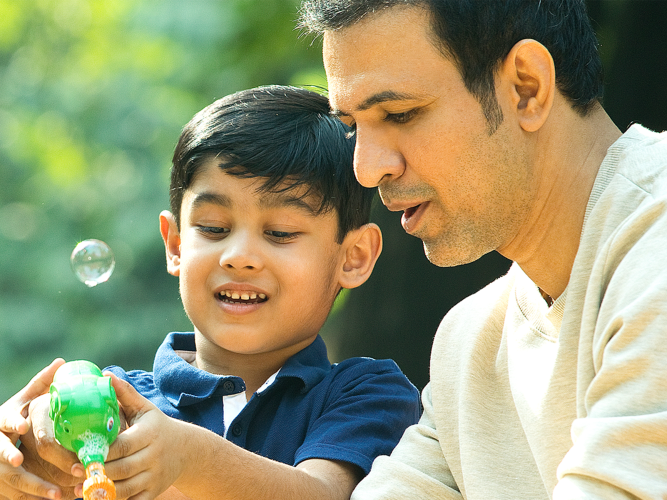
[0,358,65,436]
[105,372,151,424]
[19,358,66,408]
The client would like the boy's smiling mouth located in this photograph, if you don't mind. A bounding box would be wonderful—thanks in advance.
[218,290,268,304]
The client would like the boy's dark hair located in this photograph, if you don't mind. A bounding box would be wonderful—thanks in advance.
[299,0,604,133]
[170,85,374,243]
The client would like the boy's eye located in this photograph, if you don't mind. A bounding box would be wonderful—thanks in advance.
[266,230,298,242]
[197,226,229,237]
[383,109,419,124]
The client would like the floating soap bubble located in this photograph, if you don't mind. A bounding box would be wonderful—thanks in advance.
[71,239,115,287]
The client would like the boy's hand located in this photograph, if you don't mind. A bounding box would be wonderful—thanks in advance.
[99,373,190,500]
[0,358,65,500]
[23,394,82,490]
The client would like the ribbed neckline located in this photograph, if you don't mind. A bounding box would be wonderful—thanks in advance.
[512,126,646,340]
[581,124,645,235]
[512,264,563,340]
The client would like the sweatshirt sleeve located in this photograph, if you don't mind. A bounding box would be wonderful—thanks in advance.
[351,383,463,499]
[555,197,667,498]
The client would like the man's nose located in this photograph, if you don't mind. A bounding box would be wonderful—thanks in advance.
[353,128,404,188]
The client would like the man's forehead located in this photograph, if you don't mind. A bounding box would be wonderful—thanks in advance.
[323,5,437,111]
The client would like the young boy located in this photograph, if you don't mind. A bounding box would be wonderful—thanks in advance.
[0,85,420,500]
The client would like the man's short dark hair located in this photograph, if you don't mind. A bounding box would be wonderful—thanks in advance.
[299,0,604,133]
[170,85,374,242]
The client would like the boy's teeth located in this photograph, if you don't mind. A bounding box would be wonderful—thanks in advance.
[219,290,267,302]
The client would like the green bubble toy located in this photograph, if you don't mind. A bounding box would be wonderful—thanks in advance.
[49,360,120,500]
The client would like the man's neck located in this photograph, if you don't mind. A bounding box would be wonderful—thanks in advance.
[501,104,622,299]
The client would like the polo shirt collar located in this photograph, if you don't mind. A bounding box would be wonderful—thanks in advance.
[275,335,331,393]
[154,332,331,406]
[154,332,245,407]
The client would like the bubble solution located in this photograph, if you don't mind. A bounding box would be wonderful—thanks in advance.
[70,239,115,287]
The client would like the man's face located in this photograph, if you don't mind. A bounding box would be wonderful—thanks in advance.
[167,159,345,368]
[324,6,536,266]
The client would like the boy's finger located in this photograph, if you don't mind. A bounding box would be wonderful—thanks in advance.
[0,462,61,500]
[0,405,29,436]
[0,486,52,500]
[111,469,154,500]
[0,433,22,468]
[20,420,78,477]
[27,400,65,472]
[0,358,65,435]
[105,420,153,463]
[70,463,84,478]
[106,373,153,422]
[17,359,66,407]
[104,444,154,481]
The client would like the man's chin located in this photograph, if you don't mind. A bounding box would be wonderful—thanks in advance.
[422,240,483,268]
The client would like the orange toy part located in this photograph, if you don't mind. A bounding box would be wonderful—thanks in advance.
[83,462,116,500]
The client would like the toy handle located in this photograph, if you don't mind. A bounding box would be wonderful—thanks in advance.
[83,462,116,500]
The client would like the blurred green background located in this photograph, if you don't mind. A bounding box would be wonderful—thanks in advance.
[1,0,666,401]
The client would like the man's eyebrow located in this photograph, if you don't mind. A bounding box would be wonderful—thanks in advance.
[259,191,319,215]
[332,90,418,117]
[190,192,232,209]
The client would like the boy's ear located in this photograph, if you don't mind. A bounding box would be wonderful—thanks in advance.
[500,39,555,133]
[159,210,181,277]
[338,223,382,290]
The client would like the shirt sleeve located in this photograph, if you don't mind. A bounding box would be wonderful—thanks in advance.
[351,383,463,499]
[293,358,420,475]
[555,199,667,498]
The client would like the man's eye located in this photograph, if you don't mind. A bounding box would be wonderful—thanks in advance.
[384,109,418,124]
[345,122,356,139]
[266,230,298,242]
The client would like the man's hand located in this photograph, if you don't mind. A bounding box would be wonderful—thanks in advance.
[0,358,65,500]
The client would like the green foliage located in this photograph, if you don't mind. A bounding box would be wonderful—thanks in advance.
[0,0,326,400]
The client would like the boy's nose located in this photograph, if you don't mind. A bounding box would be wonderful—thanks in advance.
[219,232,264,271]
[353,128,405,188]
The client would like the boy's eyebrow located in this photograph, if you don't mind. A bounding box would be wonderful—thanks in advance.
[191,192,232,210]
[189,189,319,215]
[259,191,319,216]
[331,90,417,117]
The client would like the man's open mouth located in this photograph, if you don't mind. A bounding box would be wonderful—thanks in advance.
[403,204,421,219]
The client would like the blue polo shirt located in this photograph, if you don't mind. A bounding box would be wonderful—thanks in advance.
[106,332,420,474]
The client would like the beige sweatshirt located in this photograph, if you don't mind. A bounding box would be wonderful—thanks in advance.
[352,125,667,499]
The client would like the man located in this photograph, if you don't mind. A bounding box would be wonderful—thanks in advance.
[300,0,667,498]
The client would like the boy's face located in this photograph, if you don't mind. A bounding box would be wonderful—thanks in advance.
[162,159,346,367]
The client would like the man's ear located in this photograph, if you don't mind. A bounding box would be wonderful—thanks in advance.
[159,210,181,277]
[500,39,555,132]
[338,223,383,290]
